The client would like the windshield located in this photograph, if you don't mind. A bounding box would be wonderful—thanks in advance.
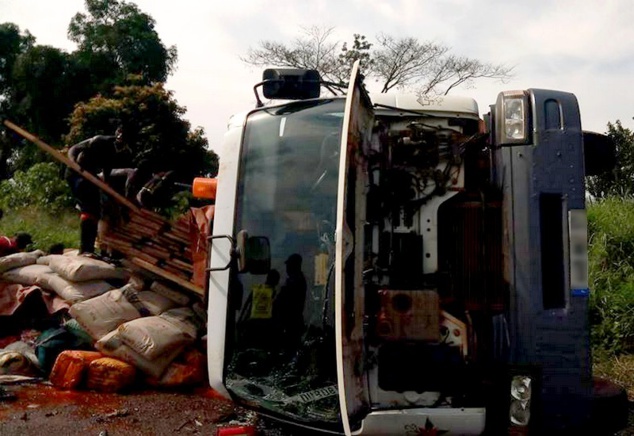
[225,98,345,429]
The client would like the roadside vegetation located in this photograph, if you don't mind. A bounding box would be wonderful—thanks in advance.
[0,162,78,251]
[589,197,634,399]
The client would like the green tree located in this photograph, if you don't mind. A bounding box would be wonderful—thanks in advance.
[1,0,179,180]
[5,45,89,175]
[68,0,177,88]
[242,26,513,95]
[587,120,634,198]
[66,80,218,181]
[0,23,34,179]
[0,23,34,97]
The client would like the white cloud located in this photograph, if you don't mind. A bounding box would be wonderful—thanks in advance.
[1,0,632,150]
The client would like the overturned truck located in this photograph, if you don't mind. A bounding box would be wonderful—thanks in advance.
[195,63,627,435]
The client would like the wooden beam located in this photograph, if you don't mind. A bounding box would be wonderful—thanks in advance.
[132,257,204,297]
[3,120,140,212]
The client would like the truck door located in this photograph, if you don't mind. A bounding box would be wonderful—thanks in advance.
[210,84,351,432]
[334,60,375,435]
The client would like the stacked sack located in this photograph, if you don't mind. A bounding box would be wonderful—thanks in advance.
[68,280,206,385]
[0,252,126,303]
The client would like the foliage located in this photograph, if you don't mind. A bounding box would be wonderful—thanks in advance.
[68,0,177,86]
[65,81,219,181]
[587,120,634,198]
[0,23,34,180]
[336,34,373,84]
[242,26,513,95]
[588,197,634,354]
[0,162,74,212]
[0,23,34,97]
[10,46,81,143]
[0,0,180,182]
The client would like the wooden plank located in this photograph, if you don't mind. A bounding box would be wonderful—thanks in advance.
[132,257,204,297]
[3,120,140,212]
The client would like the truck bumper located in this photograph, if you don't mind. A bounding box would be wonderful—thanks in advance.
[354,407,486,435]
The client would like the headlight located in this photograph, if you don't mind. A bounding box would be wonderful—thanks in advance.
[511,376,532,401]
[510,399,531,426]
[510,375,532,426]
[495,91,530,145]
[504,98,526,139]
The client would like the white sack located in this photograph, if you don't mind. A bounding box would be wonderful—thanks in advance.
[69,288,141,340]
[149,281,190,306]
[46,255,127,282]
[117,315,194,360]
[159,307,202,339]
[0,250,45,273]
[137,291,176,316]
[96,330,184,378]
[1,264,53,286]
[38,273,114,303]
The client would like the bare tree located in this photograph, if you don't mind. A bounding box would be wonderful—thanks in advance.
[242,26,514,95]
[420,55,514,96]
[241,26,344,83]
[371,34,448,93]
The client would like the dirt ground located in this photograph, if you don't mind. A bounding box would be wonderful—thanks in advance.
[2,381,634,436]
[0,382,279,436]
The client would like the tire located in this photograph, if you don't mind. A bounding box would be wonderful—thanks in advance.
[591,377,629,435]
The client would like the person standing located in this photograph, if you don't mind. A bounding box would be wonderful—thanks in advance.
[65,126,131,254]
[273,254,308,350]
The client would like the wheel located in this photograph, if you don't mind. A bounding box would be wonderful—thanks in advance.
[590,377,629,435]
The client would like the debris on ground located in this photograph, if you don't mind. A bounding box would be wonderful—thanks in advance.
[0,204,213,399]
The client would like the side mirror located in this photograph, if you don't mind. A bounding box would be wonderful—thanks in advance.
[262,68,321,100]
[584,131,616,176]
[236,230,271,275]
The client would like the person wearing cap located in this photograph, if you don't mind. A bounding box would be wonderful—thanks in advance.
[0,232,33,257]
[273,253,308,350]
[65,126,132,254]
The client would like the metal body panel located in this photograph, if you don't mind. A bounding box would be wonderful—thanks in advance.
[355,408,486,435]
[206,118,245,398]
[335,60,374,435]
[371,93,480,119]
[496,89,591,430]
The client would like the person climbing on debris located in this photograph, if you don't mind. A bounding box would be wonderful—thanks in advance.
[65,126,132,254]
[0,232,33,257]
[135,170,177,210]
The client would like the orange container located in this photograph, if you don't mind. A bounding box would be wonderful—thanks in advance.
[146,348,206,388]
[49,350,104,390]
[86,357,136,393]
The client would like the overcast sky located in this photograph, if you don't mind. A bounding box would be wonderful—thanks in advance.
[2,0,633,153]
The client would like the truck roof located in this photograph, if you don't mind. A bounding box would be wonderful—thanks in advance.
[370,93,480,119]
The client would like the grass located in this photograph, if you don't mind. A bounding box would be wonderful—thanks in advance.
[1,206,80,253]
[594,350,634,400]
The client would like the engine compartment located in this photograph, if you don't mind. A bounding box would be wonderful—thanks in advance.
[361,112,509,407]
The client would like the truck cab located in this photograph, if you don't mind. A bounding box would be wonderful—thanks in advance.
[201,63,620,435]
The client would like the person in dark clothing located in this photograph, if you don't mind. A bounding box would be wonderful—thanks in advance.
[65,126,131,254]
[0,232,32,257]
[273,254,308,350]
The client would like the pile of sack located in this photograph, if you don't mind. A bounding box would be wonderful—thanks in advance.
[0,250,207,393]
